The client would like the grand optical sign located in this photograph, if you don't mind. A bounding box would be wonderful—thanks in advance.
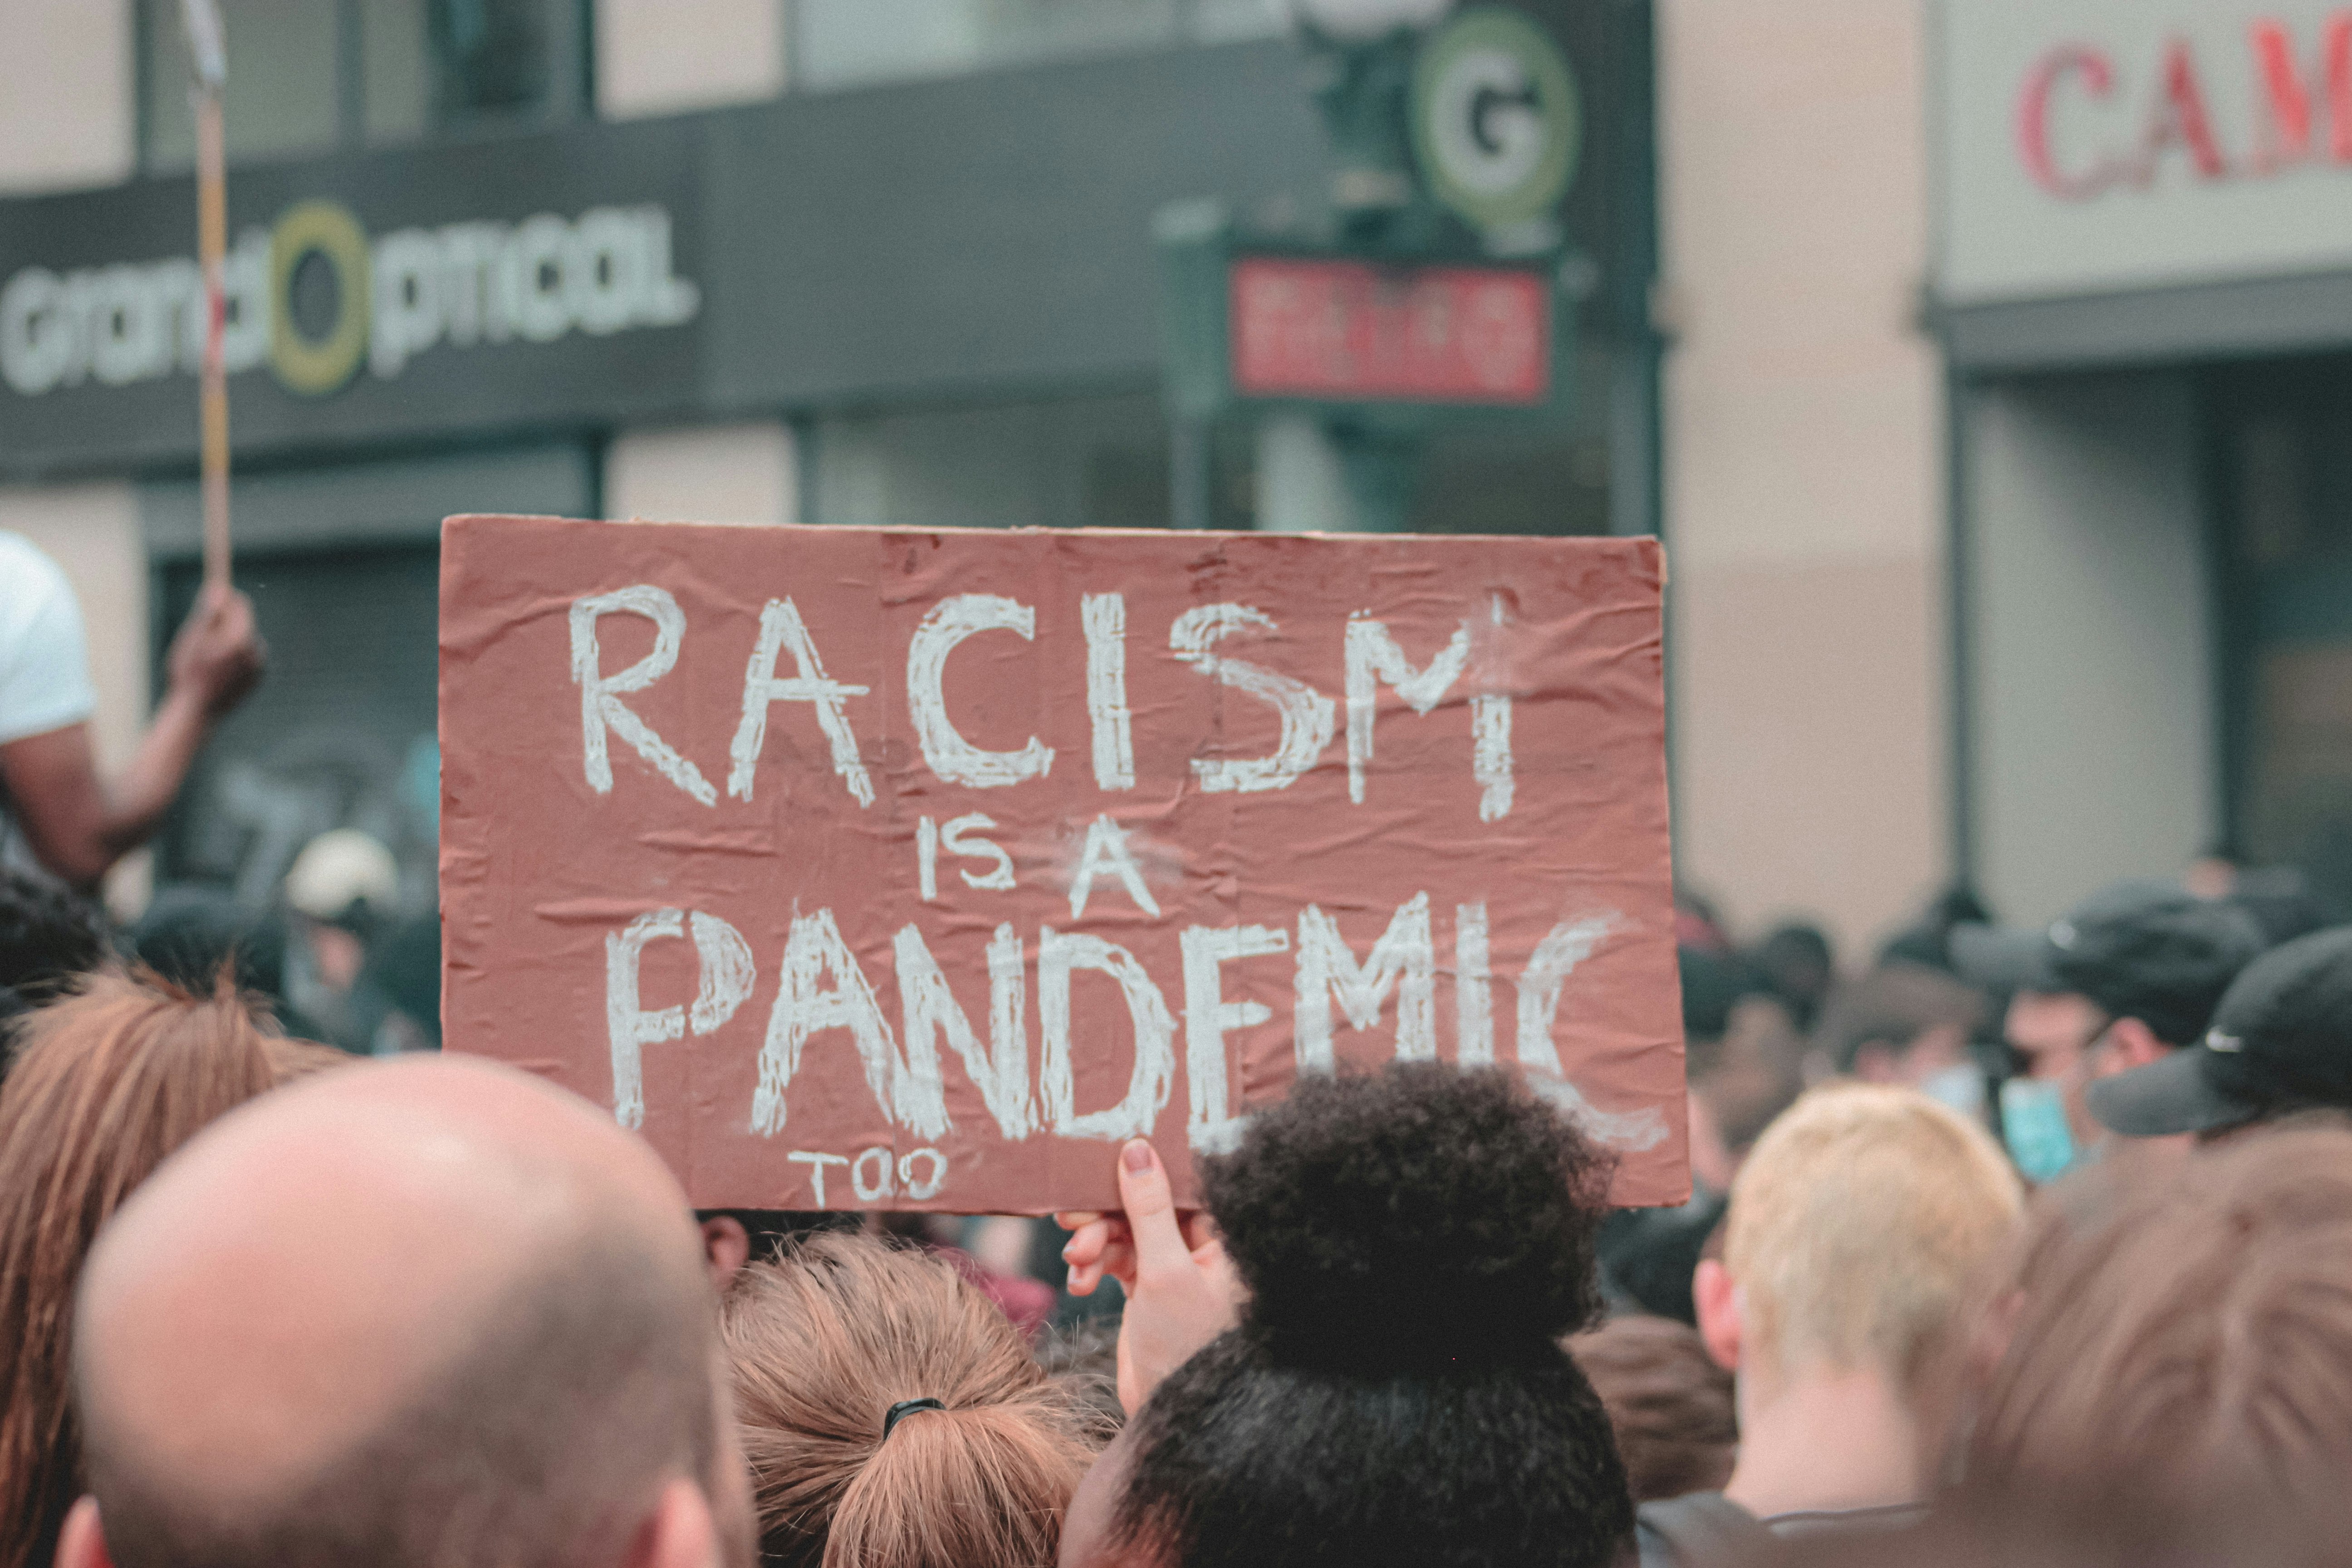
[1939,0,2352,303]
[1,198,696,399]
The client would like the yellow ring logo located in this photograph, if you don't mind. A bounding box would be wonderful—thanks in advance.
[268,201,370,396]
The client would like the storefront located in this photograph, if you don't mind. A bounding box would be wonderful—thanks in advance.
[1937,0,2352,918]
[0,0,1656,919]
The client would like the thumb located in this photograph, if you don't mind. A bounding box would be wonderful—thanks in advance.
[1116,1139,1189,1279]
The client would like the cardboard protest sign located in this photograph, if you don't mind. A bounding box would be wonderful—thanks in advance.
[440,516,1685,1212]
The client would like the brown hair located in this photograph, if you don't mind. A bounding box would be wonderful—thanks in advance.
[0,970,343,1568]
[724,1231,1105,1568]
[1956,1122,2352,1513]
[1566,1314,1736,1502]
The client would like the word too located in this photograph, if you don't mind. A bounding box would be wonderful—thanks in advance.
[786,1146,950,1205]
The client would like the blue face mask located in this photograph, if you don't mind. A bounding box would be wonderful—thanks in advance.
[1920,1062,1987,1118]
[1999,1077,2078,1185]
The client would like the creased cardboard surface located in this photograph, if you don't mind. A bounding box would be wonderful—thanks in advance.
[439,515,1687,1212]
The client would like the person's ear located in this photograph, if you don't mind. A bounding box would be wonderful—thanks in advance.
[626,1477,725,1568]
[700,1216,750,1293]
[55,1498,115,1568]
[2104,1017,2169,1072]
[1693,1259,1742,1372]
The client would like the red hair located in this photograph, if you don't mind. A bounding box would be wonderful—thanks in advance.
[0,970,342,1568]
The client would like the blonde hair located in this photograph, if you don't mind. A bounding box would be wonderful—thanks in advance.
[724,1232,1106,1568]
[1724,1083,2023,1388]
[0,970,346,1568]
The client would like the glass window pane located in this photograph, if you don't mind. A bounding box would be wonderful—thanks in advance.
[813,392,1171,529]
[142,0,340,168]
[363,0,432,142]
[794,0,1182,93]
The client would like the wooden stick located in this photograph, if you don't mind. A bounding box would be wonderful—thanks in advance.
[183,0,230,592]
[194,86,230,592]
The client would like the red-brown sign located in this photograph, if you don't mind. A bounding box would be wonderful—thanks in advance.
[1228,255,1551,405]
[439,517,1683,1212]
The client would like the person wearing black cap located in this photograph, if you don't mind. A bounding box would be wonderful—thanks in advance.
[2088,926,2352,1138]
[1951,881,2265,1181]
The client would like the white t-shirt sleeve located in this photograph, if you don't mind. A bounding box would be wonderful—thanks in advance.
[0,534,100,745]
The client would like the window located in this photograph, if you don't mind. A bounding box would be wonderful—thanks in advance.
[139,0,589,168]
[789,0,1284,93]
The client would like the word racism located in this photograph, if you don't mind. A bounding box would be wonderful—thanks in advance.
[2020,16,2352,200]
[0,200,695,399]
[440,517,1685,1212]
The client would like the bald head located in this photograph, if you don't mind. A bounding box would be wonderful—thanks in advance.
[70,1056,748,1568]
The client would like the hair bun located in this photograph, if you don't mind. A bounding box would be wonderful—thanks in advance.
[1201,1063,1613,1372]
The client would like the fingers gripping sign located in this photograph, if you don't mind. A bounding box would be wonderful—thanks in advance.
[1061,1139,1243,1416]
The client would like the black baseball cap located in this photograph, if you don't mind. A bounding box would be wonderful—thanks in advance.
[1950,879,2266,1046]
[2089,926,2352,1137]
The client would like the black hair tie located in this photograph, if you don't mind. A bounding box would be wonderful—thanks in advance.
[882,1398,946,1439]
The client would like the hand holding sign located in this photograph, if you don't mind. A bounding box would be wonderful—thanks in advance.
[439,516,1684,1213]
[1072,1140,1245,1415]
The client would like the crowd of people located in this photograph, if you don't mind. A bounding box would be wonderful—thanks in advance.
[9,539,2352,1567]
[1,851,2351,1568]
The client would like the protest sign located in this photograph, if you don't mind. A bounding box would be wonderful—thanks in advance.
[439,515,1685,1211]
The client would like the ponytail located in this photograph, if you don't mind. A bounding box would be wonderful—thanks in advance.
[724,1233,1104,1568]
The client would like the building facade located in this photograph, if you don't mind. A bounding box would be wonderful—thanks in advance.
[21,0,2295,957]
[1940,0,2352,924]
[0,0,1656,922]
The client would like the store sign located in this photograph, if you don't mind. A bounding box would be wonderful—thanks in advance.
[1411,6,1582,231]
[0,118,703,473]
[0,201,696,399]
[1940,0,2352,303]
[1228,255,1549,404]
[439,516,1686,1213]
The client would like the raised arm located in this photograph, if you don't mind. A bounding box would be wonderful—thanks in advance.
[0,584,262,889]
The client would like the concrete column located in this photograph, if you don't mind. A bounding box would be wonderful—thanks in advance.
[596,0,785,119]
[1254,412,1353,533]
[1657,0,1947,953]
[604,420,799,525]
[0,0,134,193]
[1963,373,2213,924]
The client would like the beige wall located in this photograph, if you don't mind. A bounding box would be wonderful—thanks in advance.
[1658,0,1947,954]
[596,0,784,120]
[604,421,798,525]
[1965,373,2214,925]
[0,0,132,193]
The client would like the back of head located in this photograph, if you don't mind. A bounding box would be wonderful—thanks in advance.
[1115,1063,1634,1568]
[1725,1084,2023,1390]
[1567,1314,1736,1503]
[69,1055,732,1568]
[724,1231,1100,1568]
[127,887,288,1004]
[1812,963,1985,1077]
[0,870,109,1005]
[1960,1122,2352,1517]
[0,971,318,1568]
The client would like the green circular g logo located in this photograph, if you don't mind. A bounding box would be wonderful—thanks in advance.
[269,201,370,396]
[1412,8,1582,231]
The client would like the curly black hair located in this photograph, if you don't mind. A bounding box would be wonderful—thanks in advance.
[0,870,108,1000]
[1205,1060,1616,1372]
[1115,1063,1635,1568]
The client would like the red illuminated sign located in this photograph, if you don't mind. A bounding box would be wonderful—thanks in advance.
[1228,255,1550,406]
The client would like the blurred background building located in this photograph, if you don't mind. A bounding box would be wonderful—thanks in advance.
[0,0,2346,958]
